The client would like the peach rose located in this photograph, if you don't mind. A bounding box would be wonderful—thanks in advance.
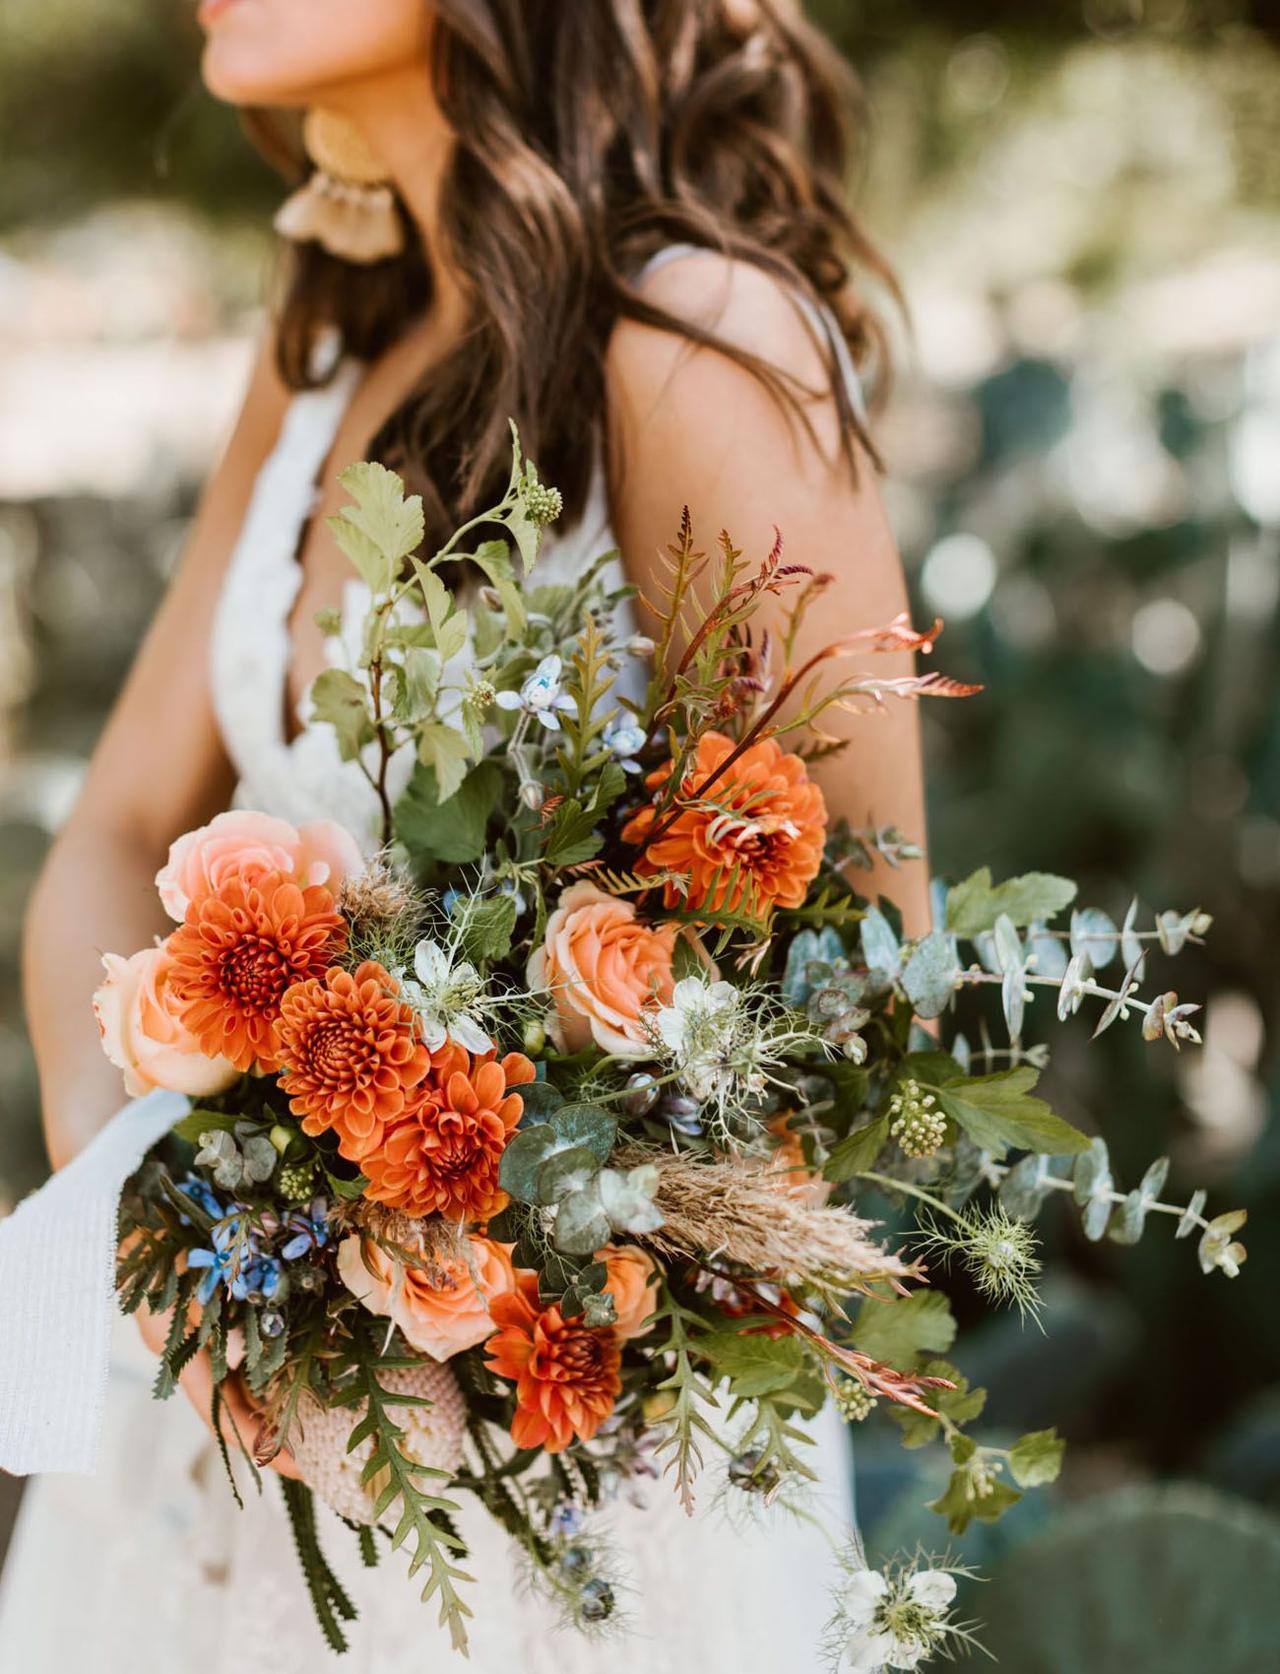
[93,943,239,1099]
[767,1116,831,1210]
[156,810,362,922]
[337,1233,517,1362]
[528,881,677,1059]
[601,1244,658,1340]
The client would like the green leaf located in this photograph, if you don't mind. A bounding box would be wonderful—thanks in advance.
[891,1361,987,1448]
[309,669,375,762]
[929,1467,1022,1534]
[498,1124,559,1202]
[699,1330,807,1398]
[537,1145,602,1205]
[932,1068,1090,1159]
[395,758,501,865]
[416,723,472,805]
[1008,1427,1065,1488]
[541,797,603,867]
[390,647,442,727]
[455,892,518,965]
[515,1080,565,1123]
[946,867,1078,937]
[409,560,470,664]
[549,1103,617,1163]
[851,1290,956,1366]
[552,1185,612,1255]
[472,540,526,639]
[901,931,961,1019]
[824,1116,889,1183]
[330,461,424,593]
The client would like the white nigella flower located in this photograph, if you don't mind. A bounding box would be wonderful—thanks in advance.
[652,976,768,1113]
[494,654,576,732]
[399,938,493,1055]
[841,1566,957,1672]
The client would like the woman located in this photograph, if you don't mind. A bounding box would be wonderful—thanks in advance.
[8,0,929,1667]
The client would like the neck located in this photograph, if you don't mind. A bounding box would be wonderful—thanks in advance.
[325,67,468,337]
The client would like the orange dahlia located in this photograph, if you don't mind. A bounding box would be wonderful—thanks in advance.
[361,1044,536,1222]
[484,1272,622,1452]
[275,961,430,1162]
[622,730,827,915]
[167,871,346,1073]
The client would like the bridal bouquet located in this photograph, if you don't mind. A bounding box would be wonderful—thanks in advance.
[100,435,1243,1664]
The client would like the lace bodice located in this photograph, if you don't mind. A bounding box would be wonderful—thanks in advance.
[0,247,861,1674]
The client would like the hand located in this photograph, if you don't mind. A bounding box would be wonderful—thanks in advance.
[134,1297,302,1481]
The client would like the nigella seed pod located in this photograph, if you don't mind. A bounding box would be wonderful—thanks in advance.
[259,1307,286,1339]
[728,1448,781,1495]
[559,1545,592,1578]
[579,1578,615,1622]
[623,1072,659,1117]
[660,1092,703,1137]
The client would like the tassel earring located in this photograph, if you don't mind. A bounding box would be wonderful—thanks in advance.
[274,108,404,265]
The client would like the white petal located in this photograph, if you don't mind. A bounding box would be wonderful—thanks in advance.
[414,940,449,985]
[843,1626,894,1672]
[494,689,522,710]
[537,654,562,680]
[538,710,562,731]
[451,1016,494,1055]
[906,1570,956,1612]
[418,1016,447,1052]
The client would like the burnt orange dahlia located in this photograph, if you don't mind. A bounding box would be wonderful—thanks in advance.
[167,871,346,1073]
[275,961,431,1162]
[361,1044,536,1222]
[622,729,827,915]
[484,1272,622,1453]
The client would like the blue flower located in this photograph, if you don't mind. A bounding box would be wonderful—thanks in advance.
[280,1198,330,1261]
[177,1174,224,1226]
[231,1254,283,1304]
[494,655,576,731]
[603,715,647,773]
[187,1231,237,1304]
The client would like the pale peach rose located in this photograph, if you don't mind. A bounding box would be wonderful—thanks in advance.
[93,943,239,1099]
[528,881,677,1059]
[601,1244,658,1340]
[337,1233,517,1362]
[156,810,363,922]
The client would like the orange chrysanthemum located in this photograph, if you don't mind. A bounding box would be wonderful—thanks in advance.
[167,871,346,1073]
[484,1272,622,1453]
[622,730,827,915]
[275,961,431,1162]
[361,1044,536,1222]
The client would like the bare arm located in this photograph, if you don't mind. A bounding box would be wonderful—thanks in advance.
[605,254,932,938]
[22,335,290,1169]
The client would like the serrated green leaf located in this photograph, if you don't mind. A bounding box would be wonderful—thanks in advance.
[699,1330,807,1398]
[946,867,1078,937]
[455,891,518,965]
[395,758,501,865]
[415,723,472,805]
[929,1467,1022,1534]
[309,668,375,762]
[331,462,424,592]
[1008,1427,1065,1487]
[541,798,603,867]
[932,1068,1090,1159]
[851,1290,956,1366]
[824,1116,889,1183]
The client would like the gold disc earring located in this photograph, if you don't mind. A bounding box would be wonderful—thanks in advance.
[274,108,405,264]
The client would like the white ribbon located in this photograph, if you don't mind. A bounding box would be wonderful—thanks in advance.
[0,1089,188,1475]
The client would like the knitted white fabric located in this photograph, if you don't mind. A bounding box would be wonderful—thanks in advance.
[0,1088,188,1474]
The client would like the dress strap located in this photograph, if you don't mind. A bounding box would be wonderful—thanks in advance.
[633,241,868,424]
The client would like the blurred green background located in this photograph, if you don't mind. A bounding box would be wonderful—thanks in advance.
[2,1,1279,1664]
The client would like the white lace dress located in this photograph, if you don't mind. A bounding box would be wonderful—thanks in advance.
[0,249,861,1672]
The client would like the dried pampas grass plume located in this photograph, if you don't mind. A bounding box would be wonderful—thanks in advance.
[619,1147,919,1293]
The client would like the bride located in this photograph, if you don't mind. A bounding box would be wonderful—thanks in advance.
[6,0,928,1668]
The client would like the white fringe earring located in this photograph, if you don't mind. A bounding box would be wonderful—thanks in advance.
[274,107,404,265]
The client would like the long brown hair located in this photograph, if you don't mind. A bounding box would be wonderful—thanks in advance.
[250,0,893,539]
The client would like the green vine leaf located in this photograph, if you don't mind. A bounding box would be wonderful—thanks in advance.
[329,461,424,594]
[932,1067,1090,1159]
[850,1290,956,1366]
[945,867,1078,937]
[310,669,376,763]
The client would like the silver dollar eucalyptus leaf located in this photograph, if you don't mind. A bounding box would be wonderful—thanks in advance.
[1120,897,1146,981]
[1072,1137,1115,1241]
[901,930,962,1019]
[1070,908,1118,971]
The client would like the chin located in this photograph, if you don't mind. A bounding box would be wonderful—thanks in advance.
[198,0,431,109]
